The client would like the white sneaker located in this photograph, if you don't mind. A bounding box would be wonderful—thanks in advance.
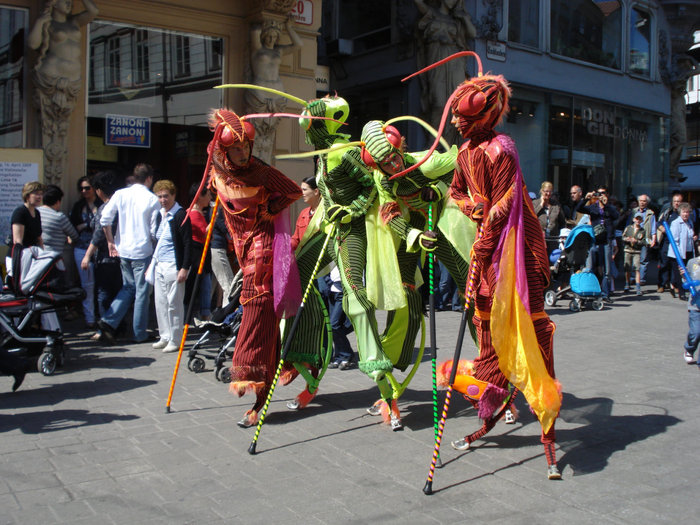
[684,351,696,364]
[152,339,169,350]
[162,342,179,353]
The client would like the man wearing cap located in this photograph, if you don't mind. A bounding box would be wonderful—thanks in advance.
[629,194,656,286]
[623,212,647,295]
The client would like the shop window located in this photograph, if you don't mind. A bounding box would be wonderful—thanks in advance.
[550,0,621,70]
[630,7,651,77]
[506,0,540,48]
[0,6,27,148]
[87,21,223,191]
[325,0,391,55]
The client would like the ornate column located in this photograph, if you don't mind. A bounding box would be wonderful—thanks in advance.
[659,1,700,184]
[28,1,98,185]
[245,0,303,164]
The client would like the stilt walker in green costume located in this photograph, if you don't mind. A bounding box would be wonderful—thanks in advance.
[281,96,413,429]
[359,119,475,422]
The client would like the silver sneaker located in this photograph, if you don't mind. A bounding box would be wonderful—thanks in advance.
[547,464,562,480]
[451,439,470,451]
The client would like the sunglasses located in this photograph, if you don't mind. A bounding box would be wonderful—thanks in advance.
[80,186,92,191]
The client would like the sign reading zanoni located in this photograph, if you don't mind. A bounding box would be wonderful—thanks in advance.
[581,107,647,144]
[105,114,151,148]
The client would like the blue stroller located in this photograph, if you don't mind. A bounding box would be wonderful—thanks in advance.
[545,224,604,311]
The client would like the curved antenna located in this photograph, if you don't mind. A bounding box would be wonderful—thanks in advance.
[216,83,307,106]
[402,51,483,83]
[388,93,456,180]
[243,112,345,126]
[384,116,450,152]
[276,141,363,160]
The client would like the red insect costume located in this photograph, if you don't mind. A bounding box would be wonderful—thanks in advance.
[448,71,561,479]
[205,109,302,427]
[402,52,561,479]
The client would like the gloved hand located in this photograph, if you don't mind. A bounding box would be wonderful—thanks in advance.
[419,230,437,251]
[420,186,442,202]
[471,202,484,220]
[326,204,352,223]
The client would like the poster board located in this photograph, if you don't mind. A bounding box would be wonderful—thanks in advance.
[0,149,44,268]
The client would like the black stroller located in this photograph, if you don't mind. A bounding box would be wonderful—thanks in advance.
[186,270,243,383]
[0,245,85,390]
[545,224,604,311]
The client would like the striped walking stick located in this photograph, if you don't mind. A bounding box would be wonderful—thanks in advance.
[423,223,483,495]
[166,197,221,413]
[427,204,440,465]
[248,225,335,454]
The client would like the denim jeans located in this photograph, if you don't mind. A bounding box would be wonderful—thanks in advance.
[588,241,613,297]
[95,260,122,318]
[101,256,152,342]
[437,260,459,310]
[685,309,700,359]
[329,289,353,362]
[639,245,649,283]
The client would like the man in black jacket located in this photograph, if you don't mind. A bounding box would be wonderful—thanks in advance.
[151,180,192,353]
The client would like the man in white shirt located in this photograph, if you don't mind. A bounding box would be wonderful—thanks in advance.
[96,163,159,343]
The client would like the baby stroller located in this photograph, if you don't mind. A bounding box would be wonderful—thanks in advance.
[545,224,604,311]
[186,270,243,383]
[0,245,85,390]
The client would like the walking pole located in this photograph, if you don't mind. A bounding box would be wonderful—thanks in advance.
[662,220,699,303]
[165,196,220,413]
[248,225,335,454]
[423,223,483,495]
[427,203,440,466]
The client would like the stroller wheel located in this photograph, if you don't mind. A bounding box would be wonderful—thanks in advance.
[544,290,557,307]
[217,366,232,383]
[187,357,206,373]
[569,299,581,312]
[592,298,604,311]
[37,352,57,376]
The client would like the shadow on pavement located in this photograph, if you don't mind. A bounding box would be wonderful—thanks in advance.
[0,409,139,434]
[0,377,158,410]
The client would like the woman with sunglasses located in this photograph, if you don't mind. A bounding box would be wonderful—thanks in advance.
[70,175,103,328]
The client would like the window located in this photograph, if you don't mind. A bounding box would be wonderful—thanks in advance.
[136,29,150,84]
[107,36,121,87]
[0,6,28,148]
[174,35,190,77]
[209,38,222,72]
[550,0,622,69]
[630,7,651,77]
[507,0,540,48]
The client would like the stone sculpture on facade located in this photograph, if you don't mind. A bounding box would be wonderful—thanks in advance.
[245,17,303,164]
[415,0,476,146]
[28,0,98,185]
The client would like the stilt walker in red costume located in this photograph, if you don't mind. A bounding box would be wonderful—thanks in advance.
[203,109,302,428]
[402,52,562,479]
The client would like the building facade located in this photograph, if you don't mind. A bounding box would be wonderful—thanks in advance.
[321,0,691,208]
[0,0,321,233]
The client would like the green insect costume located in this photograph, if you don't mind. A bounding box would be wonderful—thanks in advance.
[360,121,474,422]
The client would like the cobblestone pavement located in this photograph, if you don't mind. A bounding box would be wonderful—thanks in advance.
[0,284,697,524]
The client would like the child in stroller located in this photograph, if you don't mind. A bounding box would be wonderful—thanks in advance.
[545,224,604,311]
[0,244,85,390]
[186,270,243,382]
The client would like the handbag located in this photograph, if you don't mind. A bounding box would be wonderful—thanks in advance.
[593,222,606,243]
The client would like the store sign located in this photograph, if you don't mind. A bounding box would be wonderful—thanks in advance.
[581,107,647,144]
[291,1,313,25]
[486,40,506,62]
[315,65,329,92]
[105,114,151,148]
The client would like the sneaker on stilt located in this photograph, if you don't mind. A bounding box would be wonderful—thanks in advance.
[451,439,470,451]
[236,409,258,428]
[366,399,385,416]
[547,464,562,480]
[504,409,516,424]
